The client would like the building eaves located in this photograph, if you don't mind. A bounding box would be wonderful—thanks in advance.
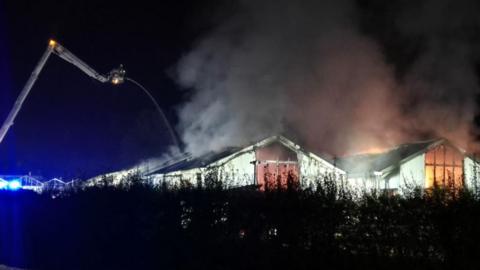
[337,139,442,174]
[149,135,344,175]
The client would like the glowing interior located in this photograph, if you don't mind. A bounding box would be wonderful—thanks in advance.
[255,142,299,190]
[425,144,463,189]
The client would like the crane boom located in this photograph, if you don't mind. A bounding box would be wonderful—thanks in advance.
[51,41,109,83]
[0,40,118,144]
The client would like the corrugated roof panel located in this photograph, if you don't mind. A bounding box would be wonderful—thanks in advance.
[151,146,242,174]
[337,139,440,173]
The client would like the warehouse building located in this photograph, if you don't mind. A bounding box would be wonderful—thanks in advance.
[148,135,346,189]
[90,136,480,195]
[336,139,480,195]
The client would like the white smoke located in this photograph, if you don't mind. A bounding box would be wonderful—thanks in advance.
[175,0,480,156]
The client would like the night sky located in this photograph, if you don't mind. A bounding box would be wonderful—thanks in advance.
[0,0,222,178]
[1,0,480,179]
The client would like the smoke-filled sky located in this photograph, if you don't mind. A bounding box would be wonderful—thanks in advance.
[1,0,480,178]
[176,0,480,157]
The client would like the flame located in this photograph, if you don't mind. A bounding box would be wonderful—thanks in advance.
[362,147,387,154]
[338,146,389,158]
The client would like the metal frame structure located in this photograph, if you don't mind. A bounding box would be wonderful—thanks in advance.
[0,39,180,149]
[0,40,125,144]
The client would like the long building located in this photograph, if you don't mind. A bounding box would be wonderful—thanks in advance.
[148,135,346,189]
[336,139,480,195]
[147,136,480,194]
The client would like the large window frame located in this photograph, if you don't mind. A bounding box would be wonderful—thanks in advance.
[425,144,464,189]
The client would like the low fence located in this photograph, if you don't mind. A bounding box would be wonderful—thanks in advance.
[0,175,82,193]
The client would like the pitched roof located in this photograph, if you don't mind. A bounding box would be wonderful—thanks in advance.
[148,135,342,175]
[150,146,242,174]
[336,139,442,174]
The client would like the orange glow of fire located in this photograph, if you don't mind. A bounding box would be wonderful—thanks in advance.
[354,147,388,155]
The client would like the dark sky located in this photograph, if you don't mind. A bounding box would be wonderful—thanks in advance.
[1,0,480,179]
[0,0,223,178]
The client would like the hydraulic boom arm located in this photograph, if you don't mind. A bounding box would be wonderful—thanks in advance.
[50,40,110,83]
[0,40,124,144]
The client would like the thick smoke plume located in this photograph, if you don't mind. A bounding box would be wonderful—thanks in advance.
[175,0,480,157]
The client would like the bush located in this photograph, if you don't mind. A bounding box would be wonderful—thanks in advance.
[0,176,480,269]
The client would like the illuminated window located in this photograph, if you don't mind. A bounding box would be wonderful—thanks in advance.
[425,145,463,189]
[255,143,299,191]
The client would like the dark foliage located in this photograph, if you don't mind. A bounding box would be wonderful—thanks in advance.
[1,177,480,270]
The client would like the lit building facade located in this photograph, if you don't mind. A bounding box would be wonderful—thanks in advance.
[148,136,346,189]
[337,139,480,195]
